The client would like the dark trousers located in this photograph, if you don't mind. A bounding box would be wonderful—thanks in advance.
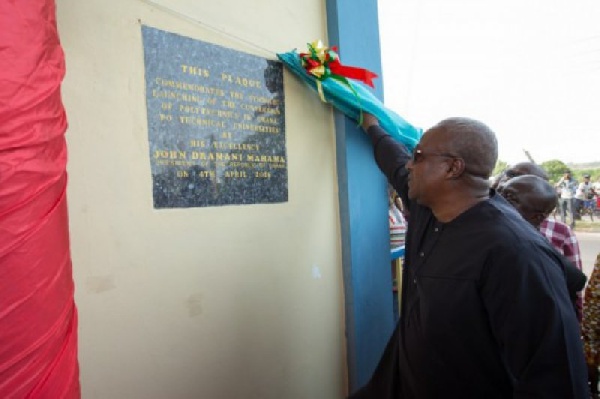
[559,197,576,227]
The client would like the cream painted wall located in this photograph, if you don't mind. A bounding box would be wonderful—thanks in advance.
[56,0,345,398]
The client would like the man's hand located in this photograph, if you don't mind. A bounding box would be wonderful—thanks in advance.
[361,112,379,132]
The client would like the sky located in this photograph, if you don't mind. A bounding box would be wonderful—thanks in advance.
[378,1,600,165]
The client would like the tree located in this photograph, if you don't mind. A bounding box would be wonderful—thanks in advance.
[493,160,508,177]
[571,169,600,183]
[540,159,569,184]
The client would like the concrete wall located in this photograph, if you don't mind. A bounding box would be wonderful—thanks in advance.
[57,0,346,397]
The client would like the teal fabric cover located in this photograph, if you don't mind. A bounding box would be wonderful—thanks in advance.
[277,50,422,151]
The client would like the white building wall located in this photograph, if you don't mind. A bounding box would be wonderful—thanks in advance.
[57,0,346,397]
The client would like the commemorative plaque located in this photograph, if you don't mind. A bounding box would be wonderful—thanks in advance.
[142,26,287,208]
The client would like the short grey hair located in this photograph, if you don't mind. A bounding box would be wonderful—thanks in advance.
[432,117,498,179]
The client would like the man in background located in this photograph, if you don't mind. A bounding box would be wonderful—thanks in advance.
[497,162,584,320]
[556,170,578,228]
[499,174,586,317]
[576,174,597,218]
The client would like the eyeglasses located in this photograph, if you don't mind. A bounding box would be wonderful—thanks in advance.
[411,148,457,164]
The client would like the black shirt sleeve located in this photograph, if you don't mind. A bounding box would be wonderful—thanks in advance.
[366,125,412,209]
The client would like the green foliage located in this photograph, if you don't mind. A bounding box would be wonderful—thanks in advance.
[540,160,570,184]
[493,160,508,177]
[490,158,600,184]
[571,169,600,182]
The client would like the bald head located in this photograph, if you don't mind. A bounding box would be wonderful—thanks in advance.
[429,117,498,179]
[507,162,548,180]
[496,161,548,190]
[500,175,558,228]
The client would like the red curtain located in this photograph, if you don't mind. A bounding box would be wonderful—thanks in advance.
[0,1,80,397]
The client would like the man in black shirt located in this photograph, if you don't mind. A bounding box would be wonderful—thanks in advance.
[350,114,587,398]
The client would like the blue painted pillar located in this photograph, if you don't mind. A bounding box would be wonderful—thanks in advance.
[325,0,395,392]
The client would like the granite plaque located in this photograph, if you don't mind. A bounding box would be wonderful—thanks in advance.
[141,26,287,208]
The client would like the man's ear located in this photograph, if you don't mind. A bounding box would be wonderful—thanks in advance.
[447,158,466,179]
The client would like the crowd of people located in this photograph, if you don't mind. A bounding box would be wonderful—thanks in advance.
[353,113,599,399]
[554,171,599,228]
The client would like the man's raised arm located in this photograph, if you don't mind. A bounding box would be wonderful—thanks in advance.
[361,113,412,208]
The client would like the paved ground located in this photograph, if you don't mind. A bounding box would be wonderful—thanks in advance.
[575,231,600,277]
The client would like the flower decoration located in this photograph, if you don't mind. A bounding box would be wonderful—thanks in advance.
[277,43,422,151]
[299,40,378,103]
